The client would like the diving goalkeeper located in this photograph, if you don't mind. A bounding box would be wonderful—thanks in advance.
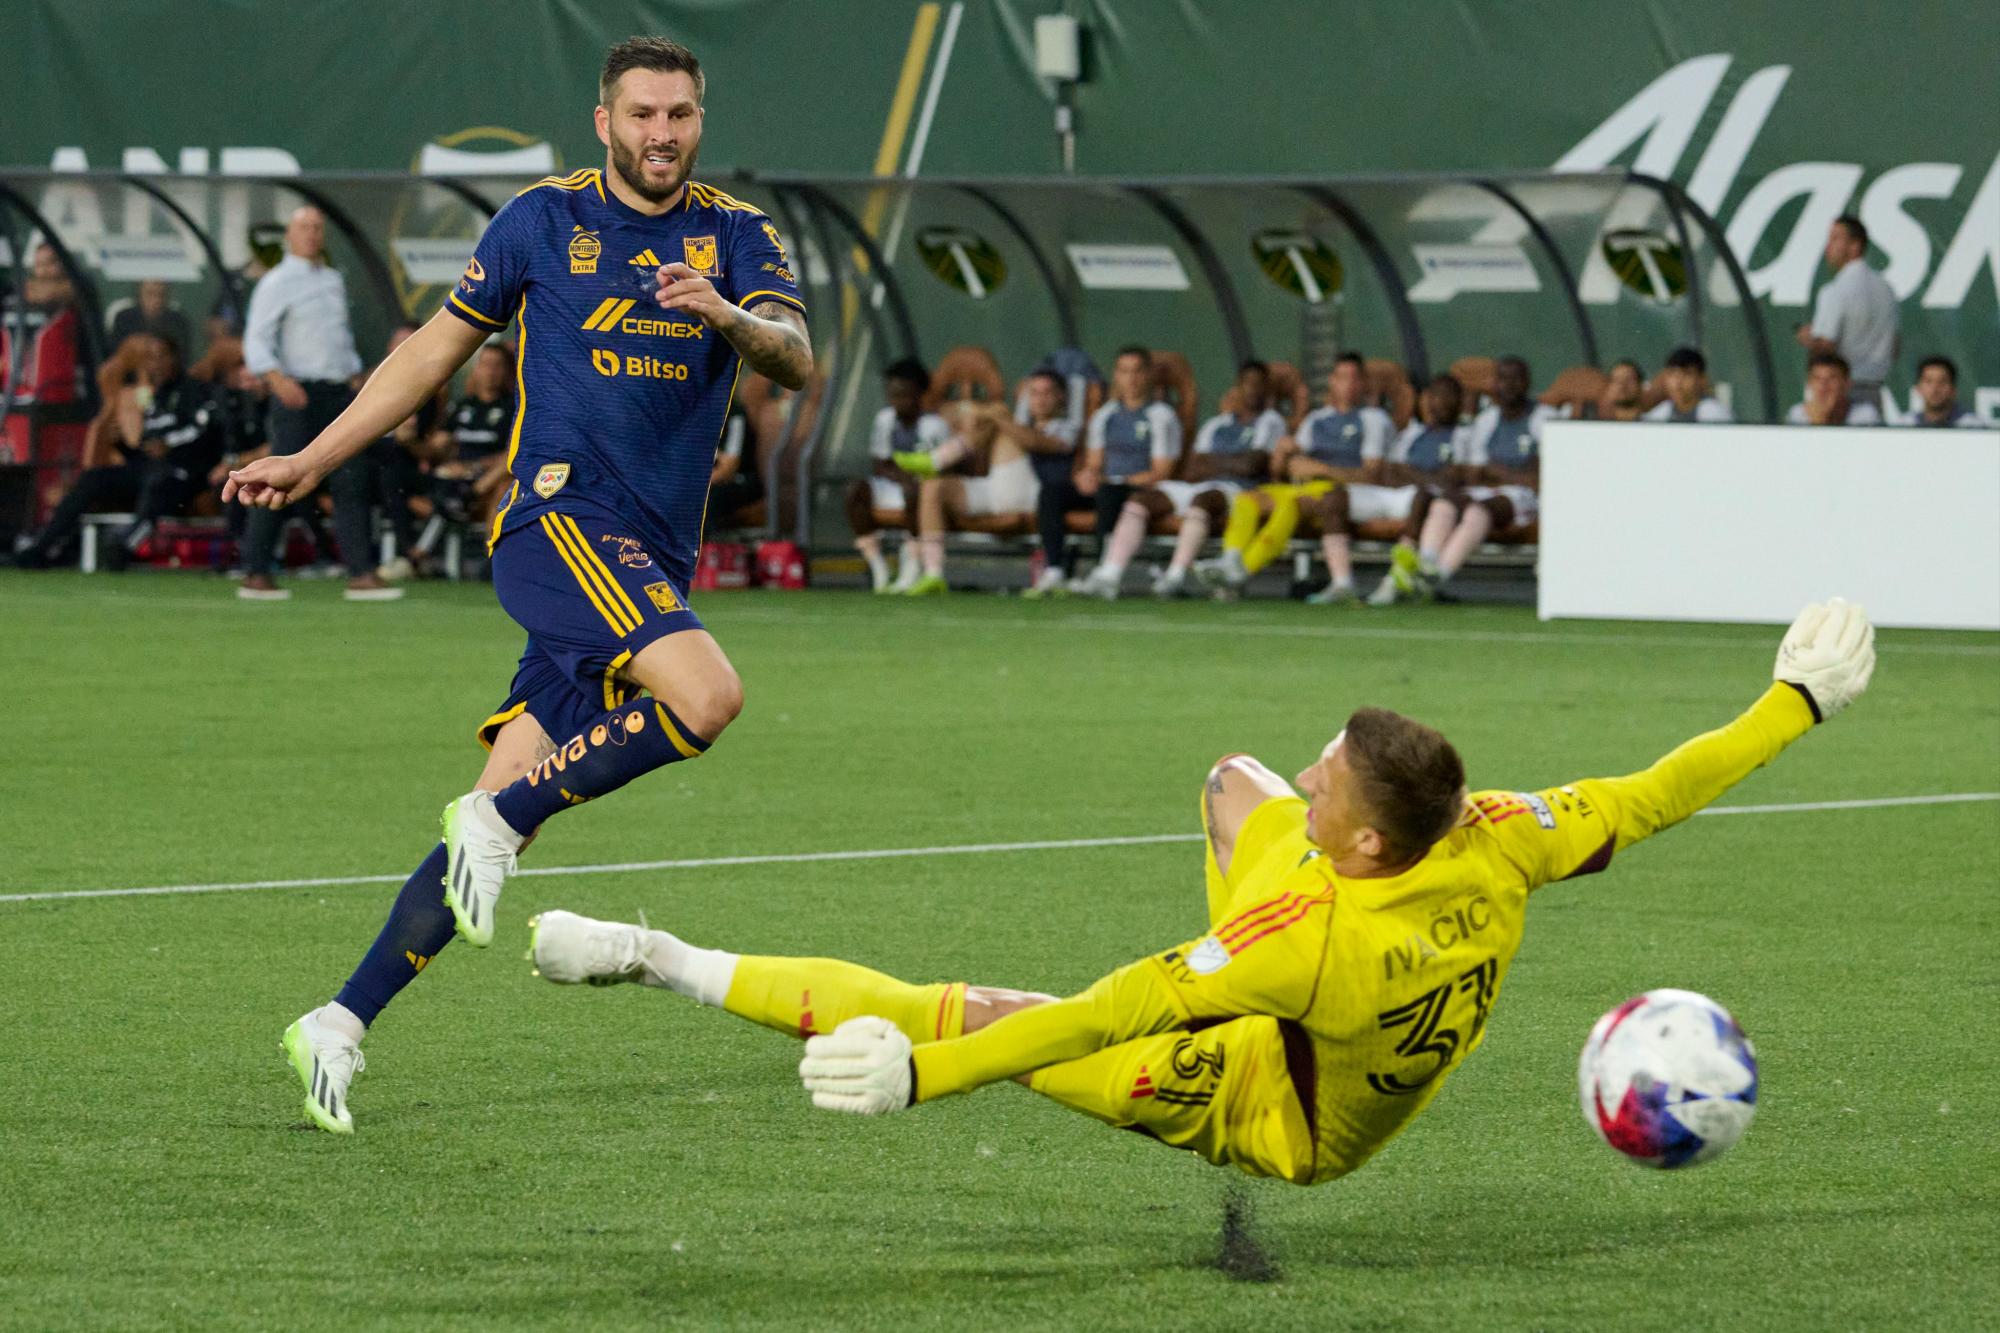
[527,601,1873,1184]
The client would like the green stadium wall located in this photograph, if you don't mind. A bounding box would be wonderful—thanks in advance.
[5,0,1995,409]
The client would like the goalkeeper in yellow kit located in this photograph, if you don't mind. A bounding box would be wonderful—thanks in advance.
[527,600,1874,1184]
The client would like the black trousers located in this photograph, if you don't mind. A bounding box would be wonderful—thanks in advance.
[243,381,370,576]
[1035,479,1133,572]
[28,463,144,560]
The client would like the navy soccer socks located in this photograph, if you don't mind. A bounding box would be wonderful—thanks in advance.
[492,699,711,837]
[332,843,455,1026]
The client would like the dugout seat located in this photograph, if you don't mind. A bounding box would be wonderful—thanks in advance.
[1539,365,1607,417]
[923,345,1006,412]
[1150,350,1200,445]
[1449,356,1496,406]
[1366,358,1416,429]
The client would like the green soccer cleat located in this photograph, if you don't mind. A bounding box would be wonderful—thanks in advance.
[281,1009,364,1135]
[1391,545,1437,603]
[441,791,523,948]
[891,450,939,479]
[901,573,948,596]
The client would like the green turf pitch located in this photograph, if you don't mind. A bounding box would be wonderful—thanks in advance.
[1,572,1995,1330]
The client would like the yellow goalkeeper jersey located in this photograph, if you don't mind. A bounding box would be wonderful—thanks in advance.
[911,683,1817,1183]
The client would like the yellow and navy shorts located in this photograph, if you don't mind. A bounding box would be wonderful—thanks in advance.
[478,510,703,750]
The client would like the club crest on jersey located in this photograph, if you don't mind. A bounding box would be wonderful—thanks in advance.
[533,463,570,498]
[569,227,601,274]
[683,235,719,275]
[642,581,681,614]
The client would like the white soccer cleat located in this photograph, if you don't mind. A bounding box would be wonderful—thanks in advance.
[441,791,523,947]
[1075,567,1121,601]
[1151,568,1189,599]
[1021,566,1067,599]
[1366,574,1400,607]
[281,1007,365,1135]
[526,909,656,985]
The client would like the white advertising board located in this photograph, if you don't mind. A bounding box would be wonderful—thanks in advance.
[1538,422,1999,630]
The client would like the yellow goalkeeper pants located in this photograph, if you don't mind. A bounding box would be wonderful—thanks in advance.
[1029,1017,1316,1184]
[1221,482,1336,575]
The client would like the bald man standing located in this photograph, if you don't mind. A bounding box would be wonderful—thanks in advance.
[239,206,400,600]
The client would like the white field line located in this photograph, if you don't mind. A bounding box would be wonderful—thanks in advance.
[3,793,1993,906]
[0,588,1991,656]
[712,608,2000,658]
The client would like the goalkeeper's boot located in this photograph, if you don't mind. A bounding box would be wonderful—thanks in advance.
[441,791,522,948]
[891,450,939,480]
[281,1007,365,1135]
[527,909,656,986]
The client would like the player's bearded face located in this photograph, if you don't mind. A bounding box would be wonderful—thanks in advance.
[602,72,703,204]
[610,117,698,202]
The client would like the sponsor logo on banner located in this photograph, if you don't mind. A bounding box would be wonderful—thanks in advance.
[569,227,600,274]
[1407,244,1540,302]
[682,235,718,275]
[642,581,681,614]
[390,237,478,286]
[533,463,570,497]
[93,236,201,281]
[1065,243,1190,291]
[417,126,556,177]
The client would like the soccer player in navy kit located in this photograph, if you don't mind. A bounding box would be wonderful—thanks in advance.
[225,37,813,1133]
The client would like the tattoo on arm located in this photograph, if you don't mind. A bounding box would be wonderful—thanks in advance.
[720,300,813,391]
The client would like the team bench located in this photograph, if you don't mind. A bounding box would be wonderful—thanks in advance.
[865,504,1538,584]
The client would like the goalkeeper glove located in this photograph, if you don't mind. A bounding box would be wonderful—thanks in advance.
[1774,597,1875,721]
[799,1016,913,1114]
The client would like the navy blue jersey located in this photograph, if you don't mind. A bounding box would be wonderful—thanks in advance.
[444,170,805,584]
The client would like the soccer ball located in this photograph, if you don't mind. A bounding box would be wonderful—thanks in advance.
[1578,988,1758,1168]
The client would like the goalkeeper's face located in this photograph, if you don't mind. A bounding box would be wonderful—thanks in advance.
[1297,734,1388,862]
[598,69,703,204]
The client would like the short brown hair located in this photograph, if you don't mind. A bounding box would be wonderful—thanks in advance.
[1342,707,1467,859]
[600,36,704,108]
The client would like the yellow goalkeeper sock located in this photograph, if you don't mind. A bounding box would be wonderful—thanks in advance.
[1220,492,1262,552]
[1243,490,1303,574]
[723,955,966,1044]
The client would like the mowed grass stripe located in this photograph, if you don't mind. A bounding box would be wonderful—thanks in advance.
[4,792,1992,905]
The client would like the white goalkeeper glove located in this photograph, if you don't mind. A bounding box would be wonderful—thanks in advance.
[799,1016,913,1115]
[1773,597,1875,721]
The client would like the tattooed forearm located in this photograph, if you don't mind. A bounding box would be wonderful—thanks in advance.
[718,301,813,390]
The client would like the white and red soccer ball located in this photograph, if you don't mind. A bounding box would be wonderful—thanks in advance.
[1578,988,1758,1168]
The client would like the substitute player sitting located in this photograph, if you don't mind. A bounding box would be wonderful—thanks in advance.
[1074,359,1287,600]
[1199,353,1391,600]
[226,37,813,1133]
[1393,354,1552,602]
[532,601,1872,1184]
